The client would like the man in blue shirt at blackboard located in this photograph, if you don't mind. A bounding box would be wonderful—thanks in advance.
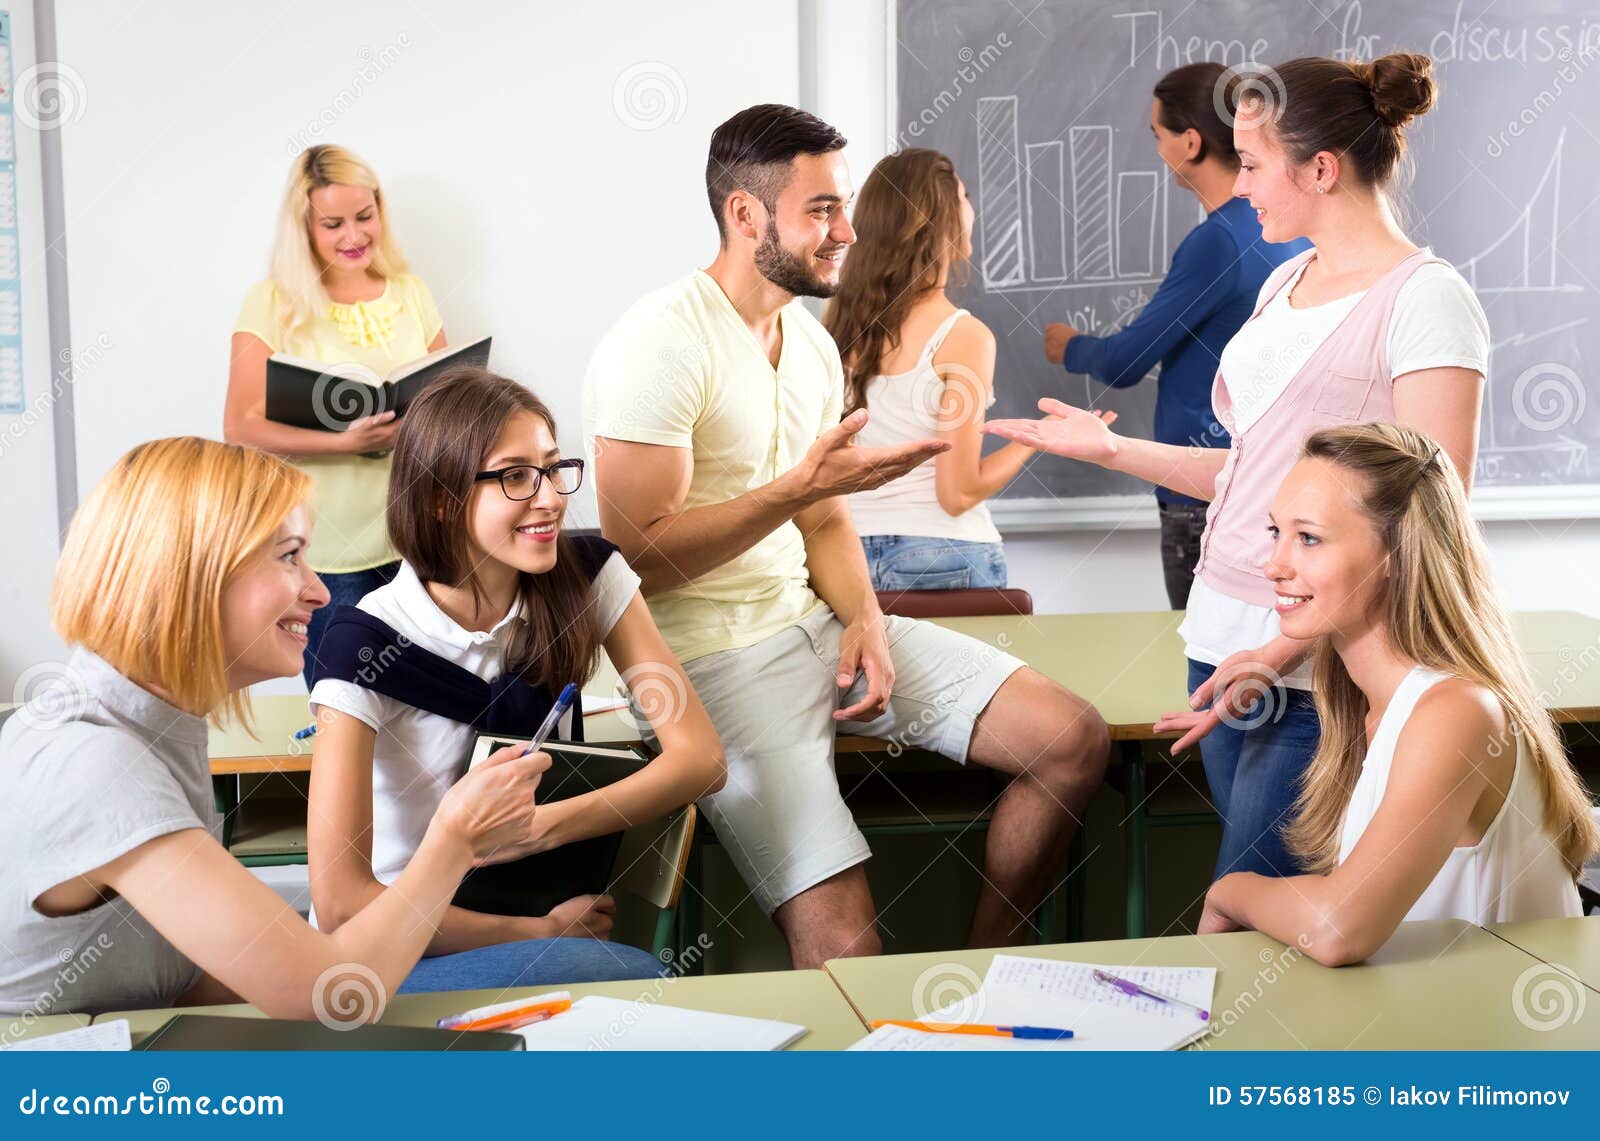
[1044,63,1310,609]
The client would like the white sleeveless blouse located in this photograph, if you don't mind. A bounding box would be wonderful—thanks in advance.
[1337,665,1581,924]
[848,308,1002,544]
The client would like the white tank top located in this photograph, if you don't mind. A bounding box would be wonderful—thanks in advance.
[1337,665,1581,924]
[848,309,1002,544]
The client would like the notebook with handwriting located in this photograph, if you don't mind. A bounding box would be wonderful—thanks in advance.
[850,954,1216,1051]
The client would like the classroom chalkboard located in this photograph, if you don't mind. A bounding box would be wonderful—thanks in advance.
[893,0,1600,502]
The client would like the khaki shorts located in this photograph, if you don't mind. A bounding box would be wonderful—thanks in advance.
[638,605,1025,915]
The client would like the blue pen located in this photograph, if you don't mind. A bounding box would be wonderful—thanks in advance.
[521,683,579,757]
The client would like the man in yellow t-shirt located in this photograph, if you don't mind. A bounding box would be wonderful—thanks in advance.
[584,104,1110,967]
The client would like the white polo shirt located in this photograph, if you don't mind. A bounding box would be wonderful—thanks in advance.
[308,556,639,888]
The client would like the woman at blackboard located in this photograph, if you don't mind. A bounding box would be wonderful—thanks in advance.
[1042,63,1311,610]
[824,148,1035,591]
[224,144,448,683]
[989,53,1489,884]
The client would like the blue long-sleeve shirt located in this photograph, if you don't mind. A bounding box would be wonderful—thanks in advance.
[1063,196,1311,506]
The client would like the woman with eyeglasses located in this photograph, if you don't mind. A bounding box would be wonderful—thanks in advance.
[305,367,725,990]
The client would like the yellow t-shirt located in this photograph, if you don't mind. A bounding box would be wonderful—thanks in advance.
[234,274,444,574]
[582,270,843,663]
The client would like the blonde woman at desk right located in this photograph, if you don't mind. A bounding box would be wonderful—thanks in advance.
[1192,424,1597,965]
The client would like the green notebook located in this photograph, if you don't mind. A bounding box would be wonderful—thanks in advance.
[136,1014,524,1051]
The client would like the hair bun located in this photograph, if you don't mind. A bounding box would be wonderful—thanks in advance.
[1364,52,1435,129]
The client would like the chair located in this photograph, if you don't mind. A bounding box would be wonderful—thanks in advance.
[609,804,698,961]
[874,587,1034,619]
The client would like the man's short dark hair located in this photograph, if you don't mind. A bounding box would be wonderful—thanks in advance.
[706,103,847,242]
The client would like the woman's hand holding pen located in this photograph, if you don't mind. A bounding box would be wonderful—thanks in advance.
[434,744,550,866]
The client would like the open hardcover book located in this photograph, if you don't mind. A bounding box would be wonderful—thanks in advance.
[264,335,491,430]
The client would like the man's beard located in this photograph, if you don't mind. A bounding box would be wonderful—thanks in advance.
[753,217,839,298]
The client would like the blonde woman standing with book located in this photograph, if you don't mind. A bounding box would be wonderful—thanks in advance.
[224,144,449,681]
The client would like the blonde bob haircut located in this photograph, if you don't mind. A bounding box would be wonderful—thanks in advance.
[268,143,410,345]
[52,437,310,728]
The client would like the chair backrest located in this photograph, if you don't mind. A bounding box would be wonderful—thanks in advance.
[609,803,697,911]
[874,587,1034,620]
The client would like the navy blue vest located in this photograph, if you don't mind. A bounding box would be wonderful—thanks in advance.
[310,535,624,918]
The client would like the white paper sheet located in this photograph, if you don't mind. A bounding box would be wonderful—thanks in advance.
[2,1019,132,1052]
[515,995,805,1051]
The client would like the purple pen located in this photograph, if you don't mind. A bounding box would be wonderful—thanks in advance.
[1093,969,1210,1020]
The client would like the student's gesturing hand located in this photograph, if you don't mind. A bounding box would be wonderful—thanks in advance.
[436,746,551,866]
[794,408,951,502]
[1152,637,1308,755]
[834,610,895,723]
[543,893,617,941]
[985,398,1119,463]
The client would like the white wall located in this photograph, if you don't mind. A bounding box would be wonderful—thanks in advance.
[0,2,69,695]
[53,0,800,526]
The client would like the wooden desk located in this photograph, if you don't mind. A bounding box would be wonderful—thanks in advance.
[825,919,1600,1049]
[2,1011,92,1046]
[98,969,866,1050]
[215,612,1600,933]
[1487,915,1600,994]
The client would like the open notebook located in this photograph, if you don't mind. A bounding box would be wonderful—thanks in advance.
[852,955,1216,1051]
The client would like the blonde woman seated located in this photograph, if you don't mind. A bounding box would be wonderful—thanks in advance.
[1173,423,1597,964]
[0,438,550,1019]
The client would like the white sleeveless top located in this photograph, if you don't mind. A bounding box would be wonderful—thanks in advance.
[1337,665,1581,925]
[848,309,1002,544]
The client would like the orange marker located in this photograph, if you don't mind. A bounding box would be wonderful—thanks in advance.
[438,995,573,1032]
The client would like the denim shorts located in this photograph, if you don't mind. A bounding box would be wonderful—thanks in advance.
[860,535,1008,592]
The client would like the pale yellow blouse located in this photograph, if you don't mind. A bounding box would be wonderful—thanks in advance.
[235,274,444,573]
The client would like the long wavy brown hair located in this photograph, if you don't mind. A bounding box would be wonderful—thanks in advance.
[1285,423,1598,879]
[824,148,968,414]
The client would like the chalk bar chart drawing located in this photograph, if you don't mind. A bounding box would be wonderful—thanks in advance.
[1456,131,1578,296]
[976,95,1169,294]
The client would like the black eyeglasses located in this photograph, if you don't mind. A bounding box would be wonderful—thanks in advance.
[473,458,585,501]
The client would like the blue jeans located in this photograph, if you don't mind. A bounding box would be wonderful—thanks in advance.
[398,937,666,994]
[302,561,400,687]
[1187,659,1321,881]
[860,535,1008,591]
